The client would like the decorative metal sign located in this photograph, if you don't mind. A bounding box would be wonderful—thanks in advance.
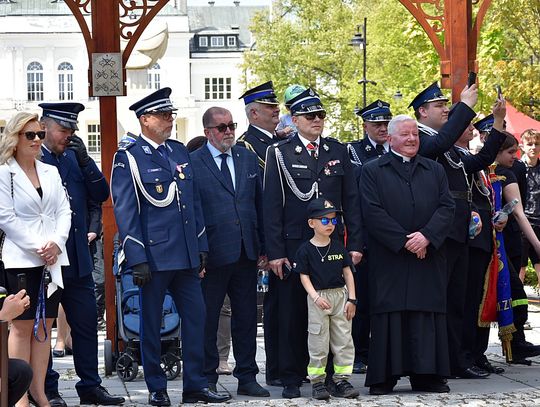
[91,52,124,96]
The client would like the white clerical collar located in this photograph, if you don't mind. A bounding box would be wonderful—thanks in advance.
[297,134,321,150]
[367,136,389,152]
[252,125,275,139]
[391,149,413,162]
[417,122,439,137]
[141,134,166,150]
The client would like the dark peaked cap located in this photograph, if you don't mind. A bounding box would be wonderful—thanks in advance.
[239,81,279,105]
[39,102,85,130]
[357,99,393,122]
[129,87,178,118]
[408,82,449,111]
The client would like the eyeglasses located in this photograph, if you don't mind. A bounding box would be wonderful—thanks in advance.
[300,111,327,121]
[21,131,46,140]
[149,112,177,121]
[207,122,237,133]
[316,217,338,226]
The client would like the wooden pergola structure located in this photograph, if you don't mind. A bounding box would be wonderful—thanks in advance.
[58,0,493,349]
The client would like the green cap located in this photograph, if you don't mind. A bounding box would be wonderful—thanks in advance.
[284,84,307,107]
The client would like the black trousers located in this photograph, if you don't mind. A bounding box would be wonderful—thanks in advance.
[263,271,279,381]
[8,358,33,407]
[461,247,492,368]
[445,239,469,374]
[202,252,259,385]
[352,255,370,365]
[508,255,528,344]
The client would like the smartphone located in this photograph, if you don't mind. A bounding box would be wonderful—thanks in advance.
[496,84,503,99]
[17,273,27,291]
[282,263,292,280]
[467,72,477,88]
[0,286,7,308]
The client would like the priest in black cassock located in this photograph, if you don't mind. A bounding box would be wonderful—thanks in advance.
[360,115,455,395]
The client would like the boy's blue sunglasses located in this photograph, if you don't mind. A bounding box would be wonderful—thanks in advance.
[316,217,338,226]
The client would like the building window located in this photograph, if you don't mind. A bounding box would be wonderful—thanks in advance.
[58,62,74,101]
[210,36,224,47]
[204,77,231,100]
[198,36,208,47]
[87,123,101,154]
[147,63,161,90]
[27,61,44,101]
[227,36,236,47]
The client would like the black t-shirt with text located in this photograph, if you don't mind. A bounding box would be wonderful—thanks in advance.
[294,239,353,291]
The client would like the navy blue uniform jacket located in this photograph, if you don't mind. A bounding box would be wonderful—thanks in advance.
[41,148,109,278]
[190,144,264,269]
[111,136,208,272]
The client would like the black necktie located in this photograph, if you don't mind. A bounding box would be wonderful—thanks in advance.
[219,153,234,190]
[375,144,385,156]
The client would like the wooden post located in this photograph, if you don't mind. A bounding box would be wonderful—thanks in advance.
[91,0,121,346]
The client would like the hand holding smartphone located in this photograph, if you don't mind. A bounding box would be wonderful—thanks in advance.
[496,84,503,100]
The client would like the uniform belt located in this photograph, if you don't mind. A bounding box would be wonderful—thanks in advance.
[450,190,472,202]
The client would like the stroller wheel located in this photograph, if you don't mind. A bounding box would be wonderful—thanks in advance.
[116,354,138,382]
[104,340,113,376]
[161,353,182,380]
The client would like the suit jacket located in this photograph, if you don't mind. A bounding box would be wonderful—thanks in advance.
[360,153,455,313]
[41,147,109,278]
[0,159,71,287]
[236,125,277,170]
[191,144,264,269]
[263,134,363,261]
[111,136,208,272]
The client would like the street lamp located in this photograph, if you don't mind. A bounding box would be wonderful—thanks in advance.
[350,17,377,108]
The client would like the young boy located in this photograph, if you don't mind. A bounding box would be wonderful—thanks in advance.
[520,128,540,283]
[294,198,359,400]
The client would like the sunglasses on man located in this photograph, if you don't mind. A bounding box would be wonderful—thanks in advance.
[21,131,46,140]
[207,122,237,133]
[316,217,338,226]
[299,111,327,121]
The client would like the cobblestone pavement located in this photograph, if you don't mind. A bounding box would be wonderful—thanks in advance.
[51,289,540,406]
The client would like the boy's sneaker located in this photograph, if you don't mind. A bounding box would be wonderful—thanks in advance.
[312,382,330,400]
[333,380,359,398]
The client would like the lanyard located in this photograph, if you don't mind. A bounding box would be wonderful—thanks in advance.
[33,268,48,342]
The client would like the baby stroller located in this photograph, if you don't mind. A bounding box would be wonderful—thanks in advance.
[103,236,182,382]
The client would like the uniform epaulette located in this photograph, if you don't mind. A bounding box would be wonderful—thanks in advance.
[166,138,183,145]
[118,132,137,151]
[324,136,344,145]
[347,140,362,145]
[274,137,293,147]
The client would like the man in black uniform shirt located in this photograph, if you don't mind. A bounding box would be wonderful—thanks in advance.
[263,88,363,399]
[346,100,393,374]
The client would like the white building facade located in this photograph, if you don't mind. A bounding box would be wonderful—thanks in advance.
[0,0,265,166]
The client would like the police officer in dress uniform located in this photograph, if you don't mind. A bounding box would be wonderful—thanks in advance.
[263,88,363,399]
[236,81,282,386]
[411,82,508,379]
[111,88,230,406]
[39,103,125,406]
[236,81,281,170]
[346,99,393,374]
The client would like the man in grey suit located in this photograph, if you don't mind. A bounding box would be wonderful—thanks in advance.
[190,107,269,398]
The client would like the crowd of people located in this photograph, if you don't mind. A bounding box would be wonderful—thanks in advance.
[0,78,539,406]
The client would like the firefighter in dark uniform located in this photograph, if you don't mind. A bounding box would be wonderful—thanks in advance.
[39,103,124,406]
[263,88,363,399]
[111,88,230,406]
[346,99,393,374]
[411,82,507,379]
[236,81,281,170]
[347,100,392,167]
[236,81,282,386]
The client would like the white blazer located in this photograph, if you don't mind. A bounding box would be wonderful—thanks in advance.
[0,158,72,295]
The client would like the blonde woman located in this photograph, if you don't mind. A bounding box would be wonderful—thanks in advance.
[0,112,71,407]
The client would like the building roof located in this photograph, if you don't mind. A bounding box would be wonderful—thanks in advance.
[188,5,265,47]
[0,0,186,17]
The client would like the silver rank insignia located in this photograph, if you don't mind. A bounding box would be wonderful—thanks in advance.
[295,145,302,154]
[365,145,372,152]
[324,167,331,176]
[323,144,329,152]
[156,183,163,193]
